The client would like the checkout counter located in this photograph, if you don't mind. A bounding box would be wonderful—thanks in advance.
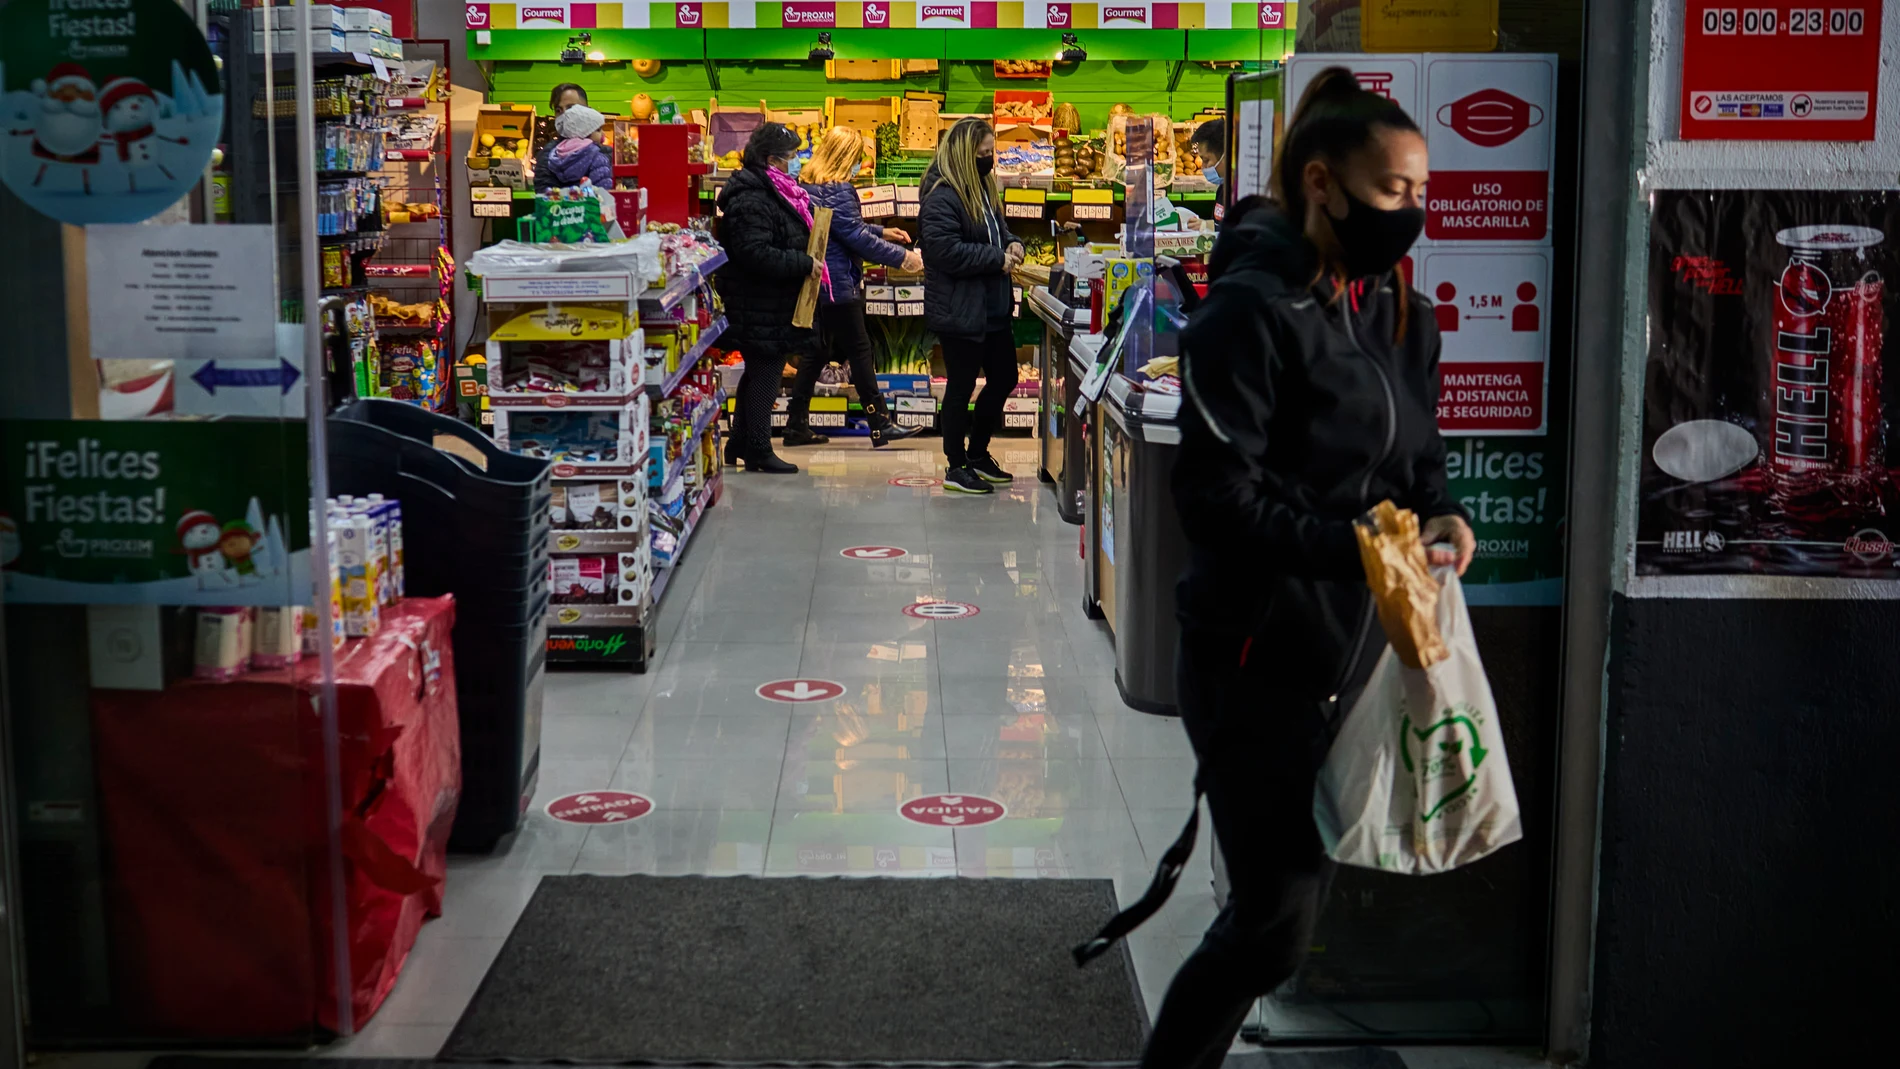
[1026,286,1091,526]
[1029,280,1192,716]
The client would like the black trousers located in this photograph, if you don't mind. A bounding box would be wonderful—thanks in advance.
[787,299,894,430]
[939,328,1017,468]
[732,338,791,459]
[1139,629,1366,1069]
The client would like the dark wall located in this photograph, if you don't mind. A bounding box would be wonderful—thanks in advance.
[1594,595,1900,1067]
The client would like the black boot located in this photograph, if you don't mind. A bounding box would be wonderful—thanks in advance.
[722,432,740,466]
[782,422,830,447]
[869,417,922,448]
[743,451,799,474]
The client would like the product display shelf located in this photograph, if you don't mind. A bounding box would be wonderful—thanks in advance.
[640,250,728,315]
[646,472,718,608]
[651,393,724,492]
[650,317,728,398]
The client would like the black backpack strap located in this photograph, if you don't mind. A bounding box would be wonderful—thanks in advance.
[1072,780,1204,966]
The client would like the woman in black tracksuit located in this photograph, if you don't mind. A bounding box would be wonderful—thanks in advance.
[920,117,1025,495]
[714,123,824,474]
[1076,69,1476,1067]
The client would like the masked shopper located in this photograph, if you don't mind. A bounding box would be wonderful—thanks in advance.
[920,117,1024,495]
[714,123,824,475]
[1075,68,1477,1069]
[532,83,589,194]
[782,127,925,449]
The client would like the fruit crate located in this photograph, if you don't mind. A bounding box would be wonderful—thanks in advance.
[875,155,932,184]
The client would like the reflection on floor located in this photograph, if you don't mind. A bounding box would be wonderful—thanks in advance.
[37,440,1548,1069]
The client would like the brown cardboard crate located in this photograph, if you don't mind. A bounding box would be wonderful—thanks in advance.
[826,96,900,137]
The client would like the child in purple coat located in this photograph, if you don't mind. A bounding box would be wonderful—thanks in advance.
[539,105,614,191]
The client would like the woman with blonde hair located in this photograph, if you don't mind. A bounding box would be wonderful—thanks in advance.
[783,126,924,448]
[920,117,1023,494]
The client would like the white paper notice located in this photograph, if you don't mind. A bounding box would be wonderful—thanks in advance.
[1234,99,1275,201]
[88,224,276,363]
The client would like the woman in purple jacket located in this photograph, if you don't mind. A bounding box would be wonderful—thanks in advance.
[784,127,924,448]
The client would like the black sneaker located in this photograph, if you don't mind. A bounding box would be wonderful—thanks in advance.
[968,452,1014,483]
[942,466,994,494]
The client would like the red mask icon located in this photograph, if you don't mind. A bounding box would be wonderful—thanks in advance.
[1436,88,1544,148]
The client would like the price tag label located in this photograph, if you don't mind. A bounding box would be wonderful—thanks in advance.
[896,202,921,218]
[1006,202,1044,218]
[1072,203,1113,220]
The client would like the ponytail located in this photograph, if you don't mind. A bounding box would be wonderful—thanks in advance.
[1272,66,1422,340]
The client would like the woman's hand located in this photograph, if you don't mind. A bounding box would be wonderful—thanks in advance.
[1003,243,1025,273]
[882,227,913,244]
[807,256,824,281]
[1420,513,1475,577]
[901,248,923,273]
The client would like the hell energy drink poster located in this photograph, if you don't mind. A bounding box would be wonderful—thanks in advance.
[1641,189,1900,578]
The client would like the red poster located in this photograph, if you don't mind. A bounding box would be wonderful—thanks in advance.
[1680,2,1881,141]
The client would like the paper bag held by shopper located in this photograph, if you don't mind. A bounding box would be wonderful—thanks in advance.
[1354,500,1447,669]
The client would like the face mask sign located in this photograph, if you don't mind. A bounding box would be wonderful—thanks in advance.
[1323,170,1424,280]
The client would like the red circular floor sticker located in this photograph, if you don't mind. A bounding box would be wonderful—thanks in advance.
[903,600,980,621]
[756,678,848,703]
[888,475,941,488]
[841,545,908,560]
[545,791,653,825]
[900,793,1008,827]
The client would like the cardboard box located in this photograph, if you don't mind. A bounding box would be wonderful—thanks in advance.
[252,27,348,53]
[826,96,900,138]
[342,7,394,34]
[344,31,402,59]
[469,104,535,184]
[901,92,942,151]
[902,59,940,75]
[826,59,902,81]
[268,3,344,29]
[995,123,1055,178]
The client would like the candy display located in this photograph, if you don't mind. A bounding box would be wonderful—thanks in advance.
[510,412,627,464]
[550,556,615,604]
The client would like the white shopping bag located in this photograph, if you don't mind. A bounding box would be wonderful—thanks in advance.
[1313,570,1522,874]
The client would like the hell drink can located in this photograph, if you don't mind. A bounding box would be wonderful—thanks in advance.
[1768,225,1885,501]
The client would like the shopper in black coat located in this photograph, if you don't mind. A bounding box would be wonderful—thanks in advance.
[714,123,823,474]
[919,117,1023,495]
[1075,69,1477,1069]
[532,83,588,194]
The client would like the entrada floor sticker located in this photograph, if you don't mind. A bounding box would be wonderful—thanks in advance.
[0,0,224,224]
[902,600,979,620]
[1642,189,1900,578]
[545,791,653,825]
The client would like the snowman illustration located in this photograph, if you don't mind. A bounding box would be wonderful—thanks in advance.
[177,509,233,588]
[98,78,188,191]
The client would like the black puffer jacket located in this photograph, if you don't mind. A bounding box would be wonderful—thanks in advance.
[919,168,1012,338]
[1174,203,1464,699]
[714,165,815,354]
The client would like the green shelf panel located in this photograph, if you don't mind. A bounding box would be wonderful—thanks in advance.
[943,30,1185,62]
[1185,29,1290,61]
[467,29,709,62]
[704,29,948,60]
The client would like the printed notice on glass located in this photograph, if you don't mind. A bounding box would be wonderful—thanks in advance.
[1234,99,1274,201]
[88,224,276,362]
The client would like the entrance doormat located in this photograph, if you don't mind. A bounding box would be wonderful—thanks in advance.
[436,874,1149,1066]
[1221,1050,1409,1068]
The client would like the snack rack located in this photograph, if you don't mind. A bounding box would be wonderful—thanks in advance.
[366,41,455,409]
[478,250,726,671]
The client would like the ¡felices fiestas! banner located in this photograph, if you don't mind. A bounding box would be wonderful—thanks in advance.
[0,420,312,605]
[1642,189,1900,579]
[1446,436,1563,605]
[465,0,1293,30]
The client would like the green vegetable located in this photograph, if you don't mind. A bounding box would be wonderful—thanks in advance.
[875,121,902,160]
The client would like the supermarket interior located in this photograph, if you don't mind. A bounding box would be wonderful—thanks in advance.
[0,0,1594,1065]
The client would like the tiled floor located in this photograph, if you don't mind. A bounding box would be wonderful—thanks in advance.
[41,438,1545,1069]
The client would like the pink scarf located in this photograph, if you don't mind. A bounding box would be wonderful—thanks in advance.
[766,166,832,299]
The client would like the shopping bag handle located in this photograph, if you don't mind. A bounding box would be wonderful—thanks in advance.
[1073,785,1202,967]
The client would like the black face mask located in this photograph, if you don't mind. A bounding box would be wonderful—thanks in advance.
[1325,182,1424,279]
[975,155,994,177]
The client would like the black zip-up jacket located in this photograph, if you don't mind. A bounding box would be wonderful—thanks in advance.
[919,168,1012,338]
[1174,204,1464,699]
